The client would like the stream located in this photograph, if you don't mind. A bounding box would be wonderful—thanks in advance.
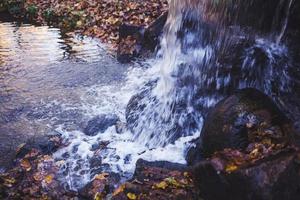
[1,0,300,193]
[0,17,196,190]
[0,19,130,169]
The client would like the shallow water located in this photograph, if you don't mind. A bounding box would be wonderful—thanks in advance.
[0,20,128,168]
[0,18,196,190]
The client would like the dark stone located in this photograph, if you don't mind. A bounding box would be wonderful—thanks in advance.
[112,159,199,200]
[84,114,119,136]
[134,159,187,181]
[117,11,168,63]
[90,162,113,177]
[143,11,168,51]
[91,143,101,151]
[115,121,127,134]
[124,154,132,164]
[187,88,293,165]
[15,135,61,159]
[89,156,102,168]
[79,172,120,199]
[191,150,300,200]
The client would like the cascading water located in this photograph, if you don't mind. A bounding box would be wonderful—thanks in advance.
[52,0,298,191]
[127,0,294,148]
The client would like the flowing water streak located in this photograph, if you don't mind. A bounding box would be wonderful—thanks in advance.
[276,0,294,44]
[131,0,213,147]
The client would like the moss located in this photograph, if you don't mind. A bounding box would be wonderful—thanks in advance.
[43,8,55,22]
[26,4,38,18]
[4,0,25,16]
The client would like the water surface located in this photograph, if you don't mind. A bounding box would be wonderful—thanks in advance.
[0,19,128,168]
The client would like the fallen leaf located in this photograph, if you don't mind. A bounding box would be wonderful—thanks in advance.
[94,173,109,180]
[44,174,53,184]
[127,193,137,200]
[20,159,32,171]
[225,163,238,173]
[154,181,168,189]
[3,177,16,187]
[113,184,125,196]
[33,172,43,181]
[165,177,180,187]
[94,192,102,200]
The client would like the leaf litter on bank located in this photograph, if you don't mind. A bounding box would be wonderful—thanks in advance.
[23,0,168,49]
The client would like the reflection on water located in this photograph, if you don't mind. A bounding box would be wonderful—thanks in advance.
[0,20,127,169]
[0,22,106,65]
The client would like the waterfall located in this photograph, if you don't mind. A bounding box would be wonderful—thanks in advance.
[130,0,294,148]
[53,0,298,190]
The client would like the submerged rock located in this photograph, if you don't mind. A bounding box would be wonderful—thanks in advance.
[126,80,203,146]
[187,88,293,165]
[84,114,119,136]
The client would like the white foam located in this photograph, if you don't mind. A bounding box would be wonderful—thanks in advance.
[53,57,203,189]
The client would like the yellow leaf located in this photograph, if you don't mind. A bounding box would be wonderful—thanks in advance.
[113,184,125,196]
[3,177,16,187]
[20,159,31,171]
[183,172,189,177]
[127,193,137,200]
[225,164,238,173]
[45,174,53,184]
[94,173,109,180]
[165,177,180,187]
[77,20,83,27]
[154,181,168,190]
[94,192,102,200]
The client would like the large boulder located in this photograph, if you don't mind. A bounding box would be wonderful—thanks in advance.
[187,88,293,165]
[191,147,300,200]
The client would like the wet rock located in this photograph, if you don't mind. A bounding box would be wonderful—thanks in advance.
[187,88,293,165]
[79,172,121,199]
[191,147,300,200]
[111,159,199,200]
[89,156,102,169]
[91,163,111,177]
[126,82,155,133]
[115,121,127,134]
[126,80,202,146]
[135,159,187,175]
[91,143,101,151]
[15,135,62,159]
[1,148,77,199]
[117,11,168,63]
[84,114,119,136]
[124,154,132,164]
